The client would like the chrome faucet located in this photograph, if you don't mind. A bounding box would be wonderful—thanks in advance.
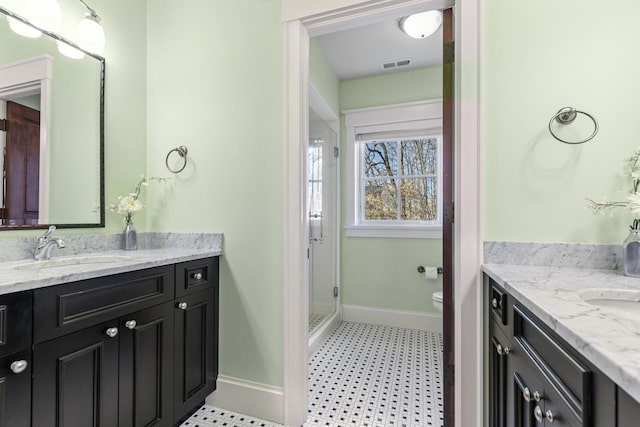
[34,226,65,261]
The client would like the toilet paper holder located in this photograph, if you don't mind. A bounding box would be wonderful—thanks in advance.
[417,266,443,275]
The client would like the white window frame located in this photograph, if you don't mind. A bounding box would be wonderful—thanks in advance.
[344,100,443,239]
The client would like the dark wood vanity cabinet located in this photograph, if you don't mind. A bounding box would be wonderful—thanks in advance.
[486,274,628,427]
[0,256,218,427]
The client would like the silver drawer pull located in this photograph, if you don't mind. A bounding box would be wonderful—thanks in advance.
[178,302,188,310]
[534,406,543,423]
[491,298,499,309]
[192,272,203,280]
[533,391,542,402]
[545,410,555,423]
[106,327,118,338]
[125,320,137,330]
[10,360,28,374]
[523,387,531,402]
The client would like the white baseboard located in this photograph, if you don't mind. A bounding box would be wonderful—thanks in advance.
[342,304,442,333]
[206,375,284,424]
[309,309,341,354]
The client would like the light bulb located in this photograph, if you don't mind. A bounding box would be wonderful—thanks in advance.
[7,17,41,38]
[77,15,105,55]
[399,10,443,39]
[29,0,61,32]
[57,41,85,60]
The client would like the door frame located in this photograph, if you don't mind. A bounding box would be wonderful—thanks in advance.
[0,55,53,224]
[282,1,483,426]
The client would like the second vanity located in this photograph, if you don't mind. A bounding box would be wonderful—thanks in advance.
[484,264,640,427]
[0,234,221,427]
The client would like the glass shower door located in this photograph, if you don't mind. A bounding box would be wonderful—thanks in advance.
[308,110,338,334]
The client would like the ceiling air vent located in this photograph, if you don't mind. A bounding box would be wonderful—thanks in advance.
[382,59,412,70]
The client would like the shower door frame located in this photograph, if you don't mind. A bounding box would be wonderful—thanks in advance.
[308,85,341,344]
[283,1,483,426]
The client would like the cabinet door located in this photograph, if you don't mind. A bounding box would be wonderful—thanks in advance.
[0,351,31,427]
[618,388,640,427]
[490,334,508,427]
[509,357,544,427]
[174,289,218,423]
[119,302,174,427]
[33,322,119,427]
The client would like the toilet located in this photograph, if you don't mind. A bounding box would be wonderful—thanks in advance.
[432,291,443,313]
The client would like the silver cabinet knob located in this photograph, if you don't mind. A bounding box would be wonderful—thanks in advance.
[106,327,118,338]
[178,302,188,310]
[125,320,137,330]
[534,406,543,423]
[492,298,498,309]
[496,344,510,356]
[193,272,203,280]
[10,360,28,374]
[523,387,531,402]
[533,391,542,402]
[545,410,555,423]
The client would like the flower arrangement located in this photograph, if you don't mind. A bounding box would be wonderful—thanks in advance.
[109,175,170,224]
[587,148,640,230]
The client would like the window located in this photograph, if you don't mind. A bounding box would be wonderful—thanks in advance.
[344,101,443,238]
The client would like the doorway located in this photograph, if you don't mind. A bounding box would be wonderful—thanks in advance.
[283,0,482,426]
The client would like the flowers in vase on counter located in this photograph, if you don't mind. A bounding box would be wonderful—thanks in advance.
[109,175,171,223]
[587,148,640,230]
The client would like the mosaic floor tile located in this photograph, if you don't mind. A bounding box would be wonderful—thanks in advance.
[182,322,443,427]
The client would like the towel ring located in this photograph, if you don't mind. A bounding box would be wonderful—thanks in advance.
[165,146,188,173]
[548,107,599,145]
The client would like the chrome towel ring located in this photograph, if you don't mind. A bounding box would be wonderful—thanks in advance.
[548,107,599,145]
[165,146,188,173]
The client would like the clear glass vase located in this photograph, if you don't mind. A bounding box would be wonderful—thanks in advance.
[123,220,138,251]
[623,228,640,277]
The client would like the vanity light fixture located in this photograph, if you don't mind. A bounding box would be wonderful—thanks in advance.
[56,40,85,60]
[398,10,443,39]
[5,0,62,38]
[77,0,105,55]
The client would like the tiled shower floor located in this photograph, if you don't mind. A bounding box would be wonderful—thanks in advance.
[182,322,444,427]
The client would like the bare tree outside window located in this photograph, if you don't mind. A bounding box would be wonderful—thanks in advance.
[362,137,439,222]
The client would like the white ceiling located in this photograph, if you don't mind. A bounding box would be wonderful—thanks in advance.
[314,17,443,81]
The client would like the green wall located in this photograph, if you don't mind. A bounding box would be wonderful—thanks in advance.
[309,38,339,115]
[482,0,640,244]
[0,0,148,236]
[145,0,284,388]
[340,66,443,314]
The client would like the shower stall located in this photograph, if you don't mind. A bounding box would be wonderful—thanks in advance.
[308,109,339,336]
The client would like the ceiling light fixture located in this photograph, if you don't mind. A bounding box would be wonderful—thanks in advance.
[77,0,105,55]
[399,10,443,39]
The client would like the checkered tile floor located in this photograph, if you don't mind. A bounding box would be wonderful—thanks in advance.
[182,322,444,427]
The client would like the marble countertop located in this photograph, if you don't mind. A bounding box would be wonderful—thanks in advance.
[483,263,640,403]
[0,246,222,295]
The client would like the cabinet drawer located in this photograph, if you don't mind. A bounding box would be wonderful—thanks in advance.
[513,304,592,425]
[34,265,175,343]
[0,292,32,357]
[489,281,508,327]
[175,257,219,298]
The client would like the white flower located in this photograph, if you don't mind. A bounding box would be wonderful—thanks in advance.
[116,195,143,215]
[627,193,640,218]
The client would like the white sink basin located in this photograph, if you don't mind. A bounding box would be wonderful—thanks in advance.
[579,289,640,321]
[12,255,132,271]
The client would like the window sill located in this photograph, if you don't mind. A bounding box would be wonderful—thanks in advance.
[344,225,442,239]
